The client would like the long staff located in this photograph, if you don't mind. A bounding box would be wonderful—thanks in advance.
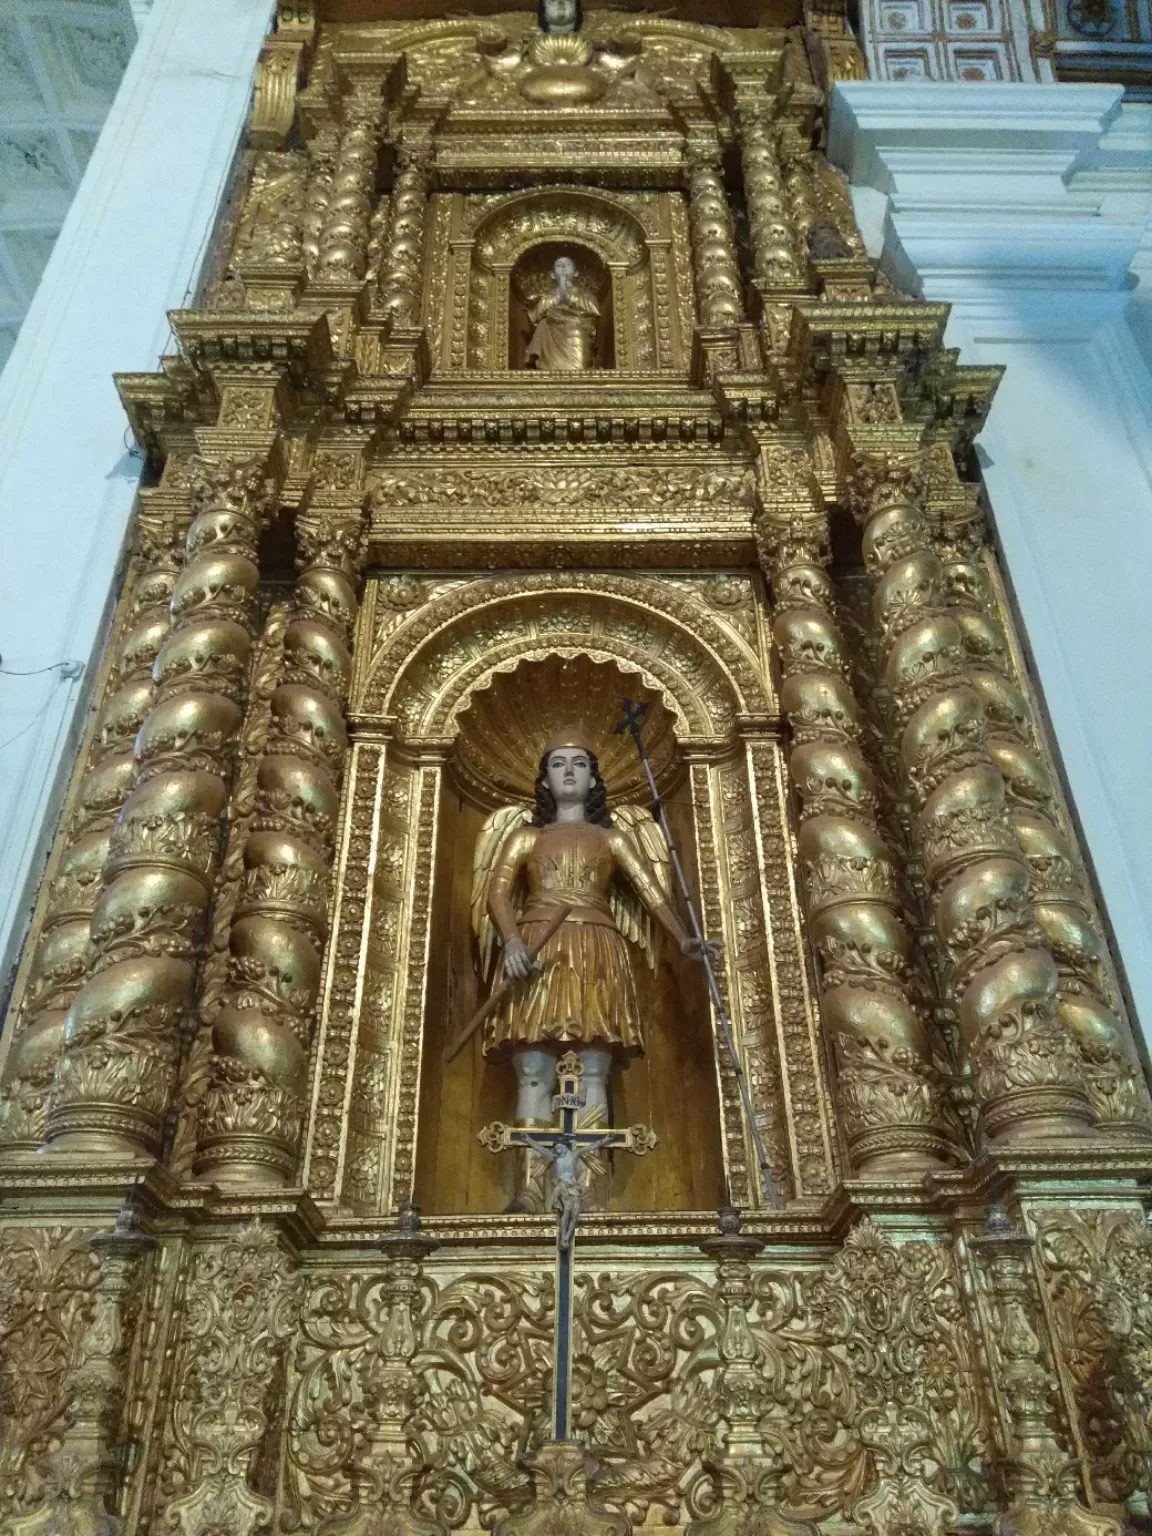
[615,699,780,1209]
[443,904,573,1066]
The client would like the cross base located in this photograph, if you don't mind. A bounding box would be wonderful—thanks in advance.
[493,1442,630,1536]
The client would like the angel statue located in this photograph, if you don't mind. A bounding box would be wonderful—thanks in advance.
[471,727,716,1212]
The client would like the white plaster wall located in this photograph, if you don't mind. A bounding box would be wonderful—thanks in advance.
[0,0,274,989]
[830,82,1152,1046]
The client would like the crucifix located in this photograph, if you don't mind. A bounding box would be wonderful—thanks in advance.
[478,1051,657,1442]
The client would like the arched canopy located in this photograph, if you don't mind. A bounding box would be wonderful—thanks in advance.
[358,574,770,756]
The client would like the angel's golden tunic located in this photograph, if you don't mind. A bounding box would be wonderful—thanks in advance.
[486,820,669,1054]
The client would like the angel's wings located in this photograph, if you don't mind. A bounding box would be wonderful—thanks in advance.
[471,805,531,983]
[610,803,674,971]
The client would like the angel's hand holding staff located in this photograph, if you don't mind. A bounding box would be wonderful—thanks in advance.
[680,935,722,965]
[502,935,538,981]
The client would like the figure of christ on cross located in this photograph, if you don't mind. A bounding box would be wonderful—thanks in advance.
[478,1051,657,1442]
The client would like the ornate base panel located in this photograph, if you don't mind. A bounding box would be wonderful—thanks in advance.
[1,1206,1145,1536]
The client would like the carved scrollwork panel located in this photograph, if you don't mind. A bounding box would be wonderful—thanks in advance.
[1034,1206,1152,1508]
[281,1223,994,1533]
[148,1223,299,1536]
[0,1226,100,1508]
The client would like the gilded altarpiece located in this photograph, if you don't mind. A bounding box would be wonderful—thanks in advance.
[0,6,1150,1536]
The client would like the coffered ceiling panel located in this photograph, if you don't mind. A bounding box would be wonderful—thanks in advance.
[0,0,142,374]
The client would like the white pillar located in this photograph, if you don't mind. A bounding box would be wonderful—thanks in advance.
[829,81,1152,1048]
[0,0,274,984]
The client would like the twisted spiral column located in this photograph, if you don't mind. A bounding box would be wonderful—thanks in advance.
[734,103,804,293]
[686,145,745,329]
[302,126,338,280]
[0,514,182,1151]
[315,82,381,284]
[849,456,1093,1145]
[195,510,364,1184]
[42,459,273,1158]
[376,144,429,329]
[757,464,962,1174]
[937,519,1152,1137]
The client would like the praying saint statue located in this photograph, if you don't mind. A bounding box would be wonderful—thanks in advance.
[525,256,600,372]
[471,728,718,1212]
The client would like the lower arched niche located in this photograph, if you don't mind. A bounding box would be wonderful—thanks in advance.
[413,653,725,1217]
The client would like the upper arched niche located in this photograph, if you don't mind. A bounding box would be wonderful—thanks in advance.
[464,187,660,372]
[360,575,768,749]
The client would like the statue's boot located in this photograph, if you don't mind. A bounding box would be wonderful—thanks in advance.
[506,1118,550,1213]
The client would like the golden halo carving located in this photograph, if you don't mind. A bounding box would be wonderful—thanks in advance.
[451,653,679,808]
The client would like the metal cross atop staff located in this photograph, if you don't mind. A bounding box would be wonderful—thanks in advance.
[615,697,780,1210]
[478,1052,657,1442]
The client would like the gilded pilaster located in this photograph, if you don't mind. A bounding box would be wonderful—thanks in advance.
[315,1208,446,1536]
[196,481,365,1185]
[688,1213,817,1536]
[146,1222,299,1533]
[0,503,183,1152]
[42,455,276,1158]
[755,443,962,1174]
[932,506,1152,1137]
[842,433,1092,1144]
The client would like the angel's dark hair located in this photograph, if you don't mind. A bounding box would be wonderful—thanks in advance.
[531,749,612,828]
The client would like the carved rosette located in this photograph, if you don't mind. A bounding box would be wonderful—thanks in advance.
[757,455,962,1174]
[935,519,1152,1138]
[315,76,383,285]
[0,511,182,1152]
[848,454,1092,1144]
[41,457,273,1159]
[377,143,430,329]
[686,144,745,332]
[196,509,364,1184]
